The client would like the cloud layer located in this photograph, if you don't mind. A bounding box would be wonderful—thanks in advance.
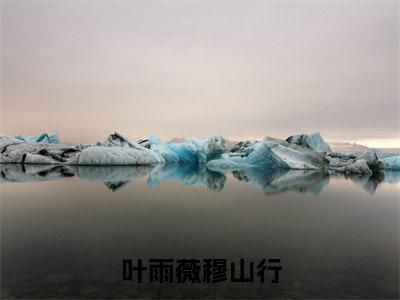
[1,2,398,144]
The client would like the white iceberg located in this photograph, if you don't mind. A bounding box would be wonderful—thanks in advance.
[76,146,160,166]
[286,132,331,153]
[0,138,78,164]
[326,149,384,174]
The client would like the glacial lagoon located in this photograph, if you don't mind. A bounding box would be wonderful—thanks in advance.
[0,164,399,299]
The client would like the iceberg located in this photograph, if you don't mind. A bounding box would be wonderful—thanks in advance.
[0,138,78,164]
[325,149,384,174]
[0,134,11,141]
[0,131,392,175]
[76,132,164,164]
[15,133,60,144]
[207,137,328,172]
[146,135,226,164]
[374,150,400,170]
[75,133,226,165]
[76,146,161,165]
[381,156,400,170]
[286,132,331,153]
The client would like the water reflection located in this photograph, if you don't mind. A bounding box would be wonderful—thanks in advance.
[147,164,226,192]
[0,164,75,182]
[1,163,396,196]
[384,170,400,184]
[337,172,386,195]
[76,165,154,192]
[1,164,399,299]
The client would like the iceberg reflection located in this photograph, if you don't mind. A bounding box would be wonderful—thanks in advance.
[0,163,397,196]
[0,164,74,182]
[148,163,226,192]
[74,165,153,191]
[232,168,330,196]
[335,172,386,195]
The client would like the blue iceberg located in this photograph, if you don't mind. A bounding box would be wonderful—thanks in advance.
[381,156,400,170]
[15,133,60,144]
[207,137,327,172]
[147,135,226,164]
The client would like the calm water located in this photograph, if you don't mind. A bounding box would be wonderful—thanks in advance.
[0,164,399,299]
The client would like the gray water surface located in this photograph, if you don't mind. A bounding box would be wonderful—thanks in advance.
[1,164,399,299]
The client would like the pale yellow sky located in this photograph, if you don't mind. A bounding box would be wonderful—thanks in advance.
[1,1,399,146]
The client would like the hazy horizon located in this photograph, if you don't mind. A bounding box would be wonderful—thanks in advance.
[1,1,399,147]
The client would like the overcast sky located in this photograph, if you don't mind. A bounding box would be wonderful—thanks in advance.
[1,1,398,145]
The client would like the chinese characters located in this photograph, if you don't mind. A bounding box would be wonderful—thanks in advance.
[123,258,282,284]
